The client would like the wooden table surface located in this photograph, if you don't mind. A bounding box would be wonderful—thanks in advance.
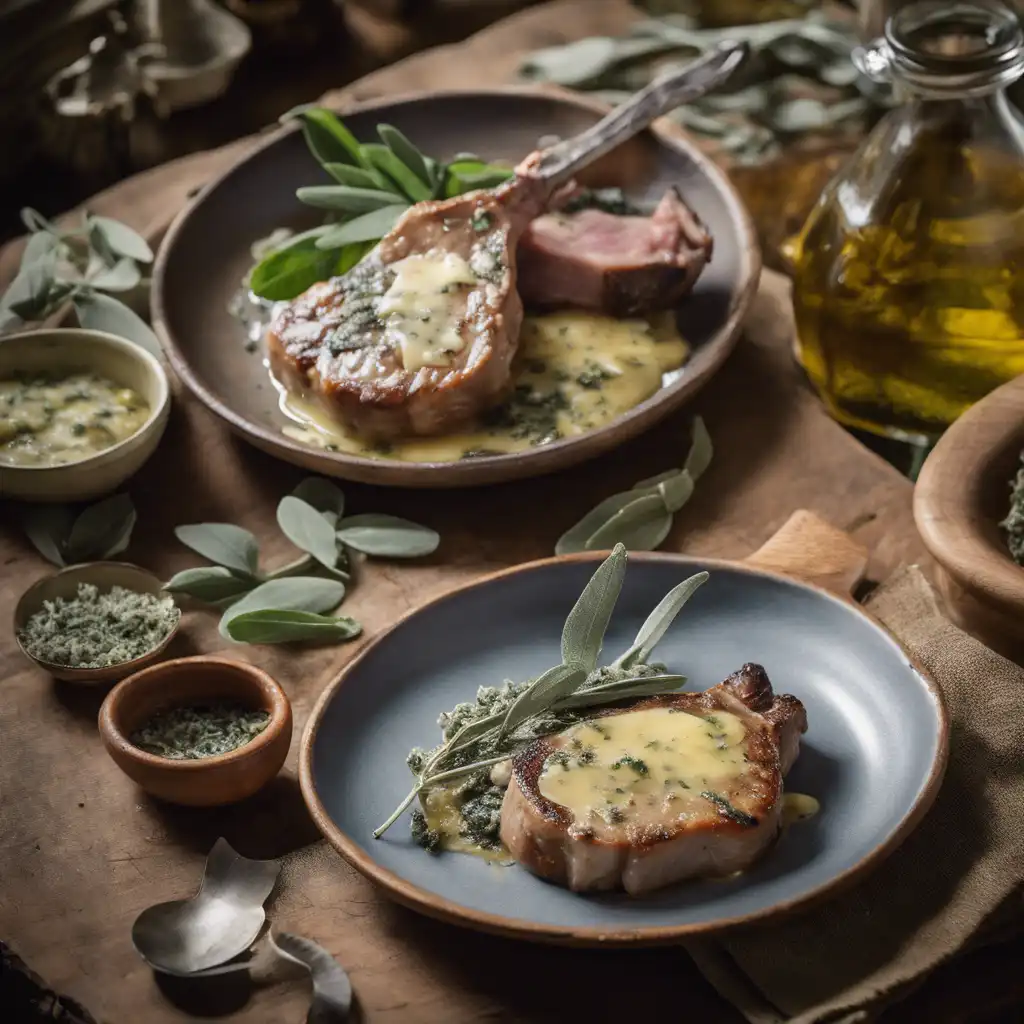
[1,2,1021,1022]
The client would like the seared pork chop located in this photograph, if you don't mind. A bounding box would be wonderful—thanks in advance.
[500,664,806,896]
[268,43,747,441]
[517,188,713,317]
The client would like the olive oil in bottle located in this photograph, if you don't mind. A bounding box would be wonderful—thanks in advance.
[792,0,1024,442]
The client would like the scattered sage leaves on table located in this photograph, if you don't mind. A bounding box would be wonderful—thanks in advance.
[555,416,712,554]
[246,108,514,302]
[376,543,709,838]
[165,476,437,646]
[21,493,137,567]
[0,207,160,354]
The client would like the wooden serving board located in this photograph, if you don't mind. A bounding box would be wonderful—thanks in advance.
[0,2,976,1022]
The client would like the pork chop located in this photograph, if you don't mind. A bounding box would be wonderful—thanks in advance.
[516,187,713,317]
[499,664,806,896]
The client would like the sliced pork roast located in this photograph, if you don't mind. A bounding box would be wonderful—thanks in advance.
[499,664,806,896]
[516,187,714,317]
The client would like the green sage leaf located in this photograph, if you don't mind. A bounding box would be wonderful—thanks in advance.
[449,168,516,192]
[560,543,627,671]
[554,673,687,711]
[2,258,57,321]
[224,609,361,645]
[21,504,75,566]
[286,107,367,169]
[376,124,431,187]
[555,489,646,556]
[175,523,260,577]
[336,514,439,558]
[21,230,59,268]
[248,226,337,302]
[322,163,390,190]
[20,207,60,234]
[291,477,345,524]
[88,216,153,263]
[90,258,141,293]
[164,566,256,605]
[73,291,161,356]
[65,493,136,563]
[614,572,709,670]
[684,415,713,481]
[277,494,341,571]
[584,494,673,551]
[360,144,432,203]
[314,205,408,249]
[296,185,405,213]
[219,576,346,638]
[657,470,694,513]
[500,663,587,739]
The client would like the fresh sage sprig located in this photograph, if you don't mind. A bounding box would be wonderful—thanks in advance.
[374,543,709,838]
[164,476,438,646]
[21,493,137,567]
[247,108,514,302]
[0,207,160,354]
[556,416,712,554]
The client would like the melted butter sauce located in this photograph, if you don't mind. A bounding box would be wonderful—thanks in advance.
[782,792,820,826]
[420,783,512,863]
[539,708,749,837]
[0,372,149,467]
[278,311,689,461]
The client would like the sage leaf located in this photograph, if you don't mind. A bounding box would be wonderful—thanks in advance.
[584,494,673,552]
[614,572,709,670]
[555,489,645,556]
[286,107,367,168]
[554,673,687,710]
[449,168,517,191]
[65,493,136,563]
[164,566,255,605]
[560,543,627,671]
[88,216,153,263]
[20,207,60,234]
[632,469,680,490]
[657,470,694,513]
[291,477,345,523]
[360,144,432,203]
[175,523,260,577]
[314,205,408,249]
[21,230,58,268]
[296,185,405,213]
[2,258,56,321]
[219,576,346,638]
[225,609,361,645]
[277,495,340,571]
[73,291,161,356]
[90,258,141,292]
[500,663,587,739]
[248,226,337,302]
[336,514,439,558]
[684,415,713,480]
[322,162,390,190]
[21,504,75,566]
[377,124,431,186]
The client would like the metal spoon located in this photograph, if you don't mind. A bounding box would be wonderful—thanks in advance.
[269,931,352,1023]
[132,838,281,976]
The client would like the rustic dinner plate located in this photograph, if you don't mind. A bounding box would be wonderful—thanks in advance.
[152,87,759,488]
[300,523,948,945]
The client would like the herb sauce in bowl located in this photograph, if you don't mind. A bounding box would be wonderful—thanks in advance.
[0,370,151,467]
[131,703,271,760]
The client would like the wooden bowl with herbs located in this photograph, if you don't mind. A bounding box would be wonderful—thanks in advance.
[914,372,1024,662]
[14,562,181,683]
[98,655,292,807]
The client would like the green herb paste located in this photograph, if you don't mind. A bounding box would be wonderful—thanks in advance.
[18,583,179,669]
[131,703,271,760]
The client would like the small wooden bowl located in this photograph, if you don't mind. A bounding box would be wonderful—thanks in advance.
[914,373,1024,662]
[98,655,292,807]
[14,562,181,684]
[0,327,170,503]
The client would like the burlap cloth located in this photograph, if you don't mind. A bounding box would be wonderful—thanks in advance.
[685,566,1024,1023]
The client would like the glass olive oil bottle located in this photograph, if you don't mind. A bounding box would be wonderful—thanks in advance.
[792,0,1024,443]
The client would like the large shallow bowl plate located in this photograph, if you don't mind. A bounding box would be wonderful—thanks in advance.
[300,516,948,944]
[153,87,759,488]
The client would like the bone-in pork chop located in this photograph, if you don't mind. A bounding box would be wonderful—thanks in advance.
[499,664,806,896]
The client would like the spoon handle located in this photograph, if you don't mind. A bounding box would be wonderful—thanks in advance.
[528,40,749,187]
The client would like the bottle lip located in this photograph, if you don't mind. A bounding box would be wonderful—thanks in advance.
[860,0,1024,96]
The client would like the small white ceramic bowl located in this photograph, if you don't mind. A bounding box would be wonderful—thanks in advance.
[0,328,170,502]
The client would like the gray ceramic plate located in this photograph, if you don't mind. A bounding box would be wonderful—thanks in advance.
[152,87,759,488]
[300,548,948,945]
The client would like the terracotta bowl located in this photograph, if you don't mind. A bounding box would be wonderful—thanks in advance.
[14,562,181,684]
[914,373,1024,662]
[98,655,293,806]
[0,328,171,502]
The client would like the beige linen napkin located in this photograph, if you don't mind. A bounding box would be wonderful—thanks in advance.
[685,566,1024,1024]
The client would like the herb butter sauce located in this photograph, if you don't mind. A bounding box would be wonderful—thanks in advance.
[0,371,150,467]
[278,311,688,460]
